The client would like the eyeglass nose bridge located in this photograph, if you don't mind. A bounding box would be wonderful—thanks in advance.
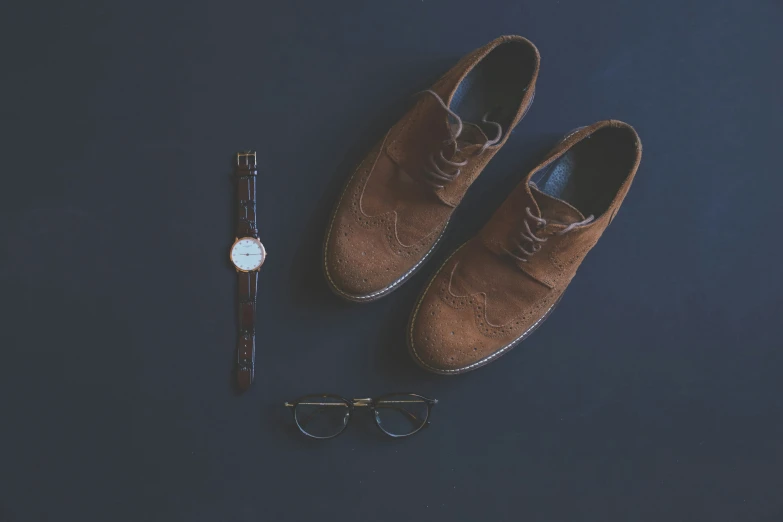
[352,398,374,407]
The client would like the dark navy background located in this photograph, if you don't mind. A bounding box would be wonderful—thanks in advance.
[1,1,782,521]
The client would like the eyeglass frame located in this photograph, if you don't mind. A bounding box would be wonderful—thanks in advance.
[284,393,438,439]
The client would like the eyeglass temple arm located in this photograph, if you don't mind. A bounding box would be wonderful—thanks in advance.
[284,401,430,426]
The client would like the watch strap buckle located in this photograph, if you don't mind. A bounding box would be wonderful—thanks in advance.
[236,151,256,168]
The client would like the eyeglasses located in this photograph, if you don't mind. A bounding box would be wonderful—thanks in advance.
[284,393,438,439]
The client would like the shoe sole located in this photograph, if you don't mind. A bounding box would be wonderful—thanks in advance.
[407,242,563,375]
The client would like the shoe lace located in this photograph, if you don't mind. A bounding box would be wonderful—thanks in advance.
[502,207,595,264]
[416,90,503,189]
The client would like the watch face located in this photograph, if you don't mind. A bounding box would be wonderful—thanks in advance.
[230,237,266,271]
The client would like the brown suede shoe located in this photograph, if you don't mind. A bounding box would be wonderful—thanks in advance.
[408,120,642,374]
[324,36,540,302]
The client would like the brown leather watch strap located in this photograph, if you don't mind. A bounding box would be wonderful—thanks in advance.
[236,153,258,239]
[236,270,258,390]
[235,151,259,391]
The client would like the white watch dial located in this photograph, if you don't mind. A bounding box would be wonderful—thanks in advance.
[230,238,266,271]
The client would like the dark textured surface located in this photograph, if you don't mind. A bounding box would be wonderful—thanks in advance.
[1,1,782,521]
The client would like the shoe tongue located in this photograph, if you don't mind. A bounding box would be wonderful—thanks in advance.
[529,182,586,224]
[459,121,490,145]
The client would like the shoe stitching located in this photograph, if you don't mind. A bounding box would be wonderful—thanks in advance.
[323,131,448,301]
[440,246,550,336]
[408,243,556,373]
[325,222,448,301]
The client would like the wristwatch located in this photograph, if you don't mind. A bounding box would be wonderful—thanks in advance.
[229,151,267,391]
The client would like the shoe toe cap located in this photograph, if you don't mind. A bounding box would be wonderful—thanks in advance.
[324,217,406,300]
[409,278,498,374]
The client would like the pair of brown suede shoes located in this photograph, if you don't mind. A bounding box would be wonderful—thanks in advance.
[323,35,642,375]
